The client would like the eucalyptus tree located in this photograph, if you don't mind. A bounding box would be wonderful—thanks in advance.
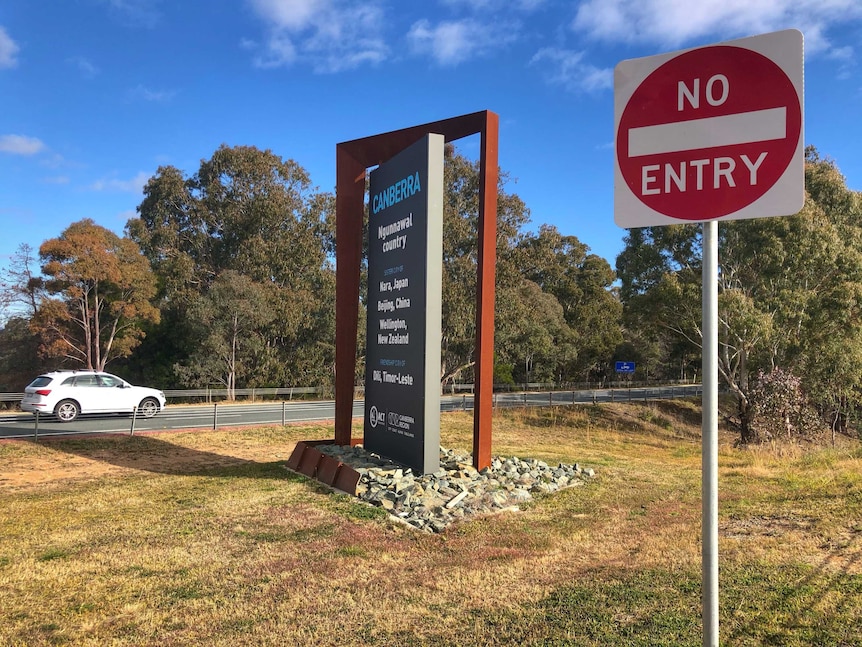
[616,148,862,441]
[787,150,862,435]
[128,145,336,390]
[34,219,159,371]
[438,148,530,386]
[0,243,45,319]
[173,271,274,400]
[440,151,620,387]
[130,145,333,296]
[517,224,621,382]
[495,278,576,384]
[0,245,50,387]
[0,317,45,390]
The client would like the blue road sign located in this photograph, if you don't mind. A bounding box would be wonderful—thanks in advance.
[615,361,636,373]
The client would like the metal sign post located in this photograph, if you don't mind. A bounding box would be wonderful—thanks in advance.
[702,220,719,646]
[613,30,804,647]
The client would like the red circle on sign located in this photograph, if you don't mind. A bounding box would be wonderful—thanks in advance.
[617,45,801,221]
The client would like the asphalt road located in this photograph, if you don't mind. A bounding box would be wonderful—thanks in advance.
[0,385,701,440]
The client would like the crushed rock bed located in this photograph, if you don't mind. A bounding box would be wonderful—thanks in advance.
[317,444,595,533]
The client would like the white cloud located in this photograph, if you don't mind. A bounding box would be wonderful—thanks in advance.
[249,0,322,30]
[572,0,862,57]
[407,19,473,66]
[42,175,71,185]
[407,1,542,66]
[827,45,857,80]
[67,56,100,79]
[89,171,150,193]
[247,0,388,72]
[441,0,546,11]
[105,0,161,28]
[40,153,69,169]
[0,26,20,69]
[407,18,518,66]
[0,135,45,155]
[828,45,854,62]
[245,33,297,68]
[530,48,613,92]
[128,84,176,102]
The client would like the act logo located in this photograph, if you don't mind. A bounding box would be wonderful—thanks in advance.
[369,405,385,428]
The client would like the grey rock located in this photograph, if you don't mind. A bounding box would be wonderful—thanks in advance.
[314,444,595,533]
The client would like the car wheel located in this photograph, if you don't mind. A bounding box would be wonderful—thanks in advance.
[55,400,80,423]
[138,397,160,418]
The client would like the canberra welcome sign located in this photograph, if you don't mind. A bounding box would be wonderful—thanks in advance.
[364,134,444,475]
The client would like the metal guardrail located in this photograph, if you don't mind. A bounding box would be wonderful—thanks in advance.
[0,385,703,439]
[0,381,698,405]
[161,386,322,401]
[0,388,327,403]
[1,386,704,441]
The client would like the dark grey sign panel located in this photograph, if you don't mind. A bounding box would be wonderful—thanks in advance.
[365,134,443,475]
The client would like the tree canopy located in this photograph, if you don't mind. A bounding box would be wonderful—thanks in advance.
[0,221,159,372]
[616,147,862,441]
[4,139,860,447]
[127,144,337,390]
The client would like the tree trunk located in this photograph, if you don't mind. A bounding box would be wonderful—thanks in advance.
[93,285,102,372]
[738,396,756,444]
[228,314,238,401]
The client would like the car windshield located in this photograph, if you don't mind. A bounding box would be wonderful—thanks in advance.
[28,376,53,388]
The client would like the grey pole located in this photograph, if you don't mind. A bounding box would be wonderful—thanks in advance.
[702,219,719,646]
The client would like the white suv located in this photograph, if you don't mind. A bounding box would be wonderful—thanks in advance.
[20,371,166,422]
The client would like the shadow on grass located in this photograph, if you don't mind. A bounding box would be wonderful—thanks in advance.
[461,550,862,646]
[21,433,302,481]
[723,545,862,646]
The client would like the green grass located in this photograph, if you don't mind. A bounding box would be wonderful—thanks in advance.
[0,404,860,646]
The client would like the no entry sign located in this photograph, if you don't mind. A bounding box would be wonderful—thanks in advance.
[614,30,803,227]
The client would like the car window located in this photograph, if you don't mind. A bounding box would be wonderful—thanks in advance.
[61,376,77,386]
[72,375,100,387]
[28,376,53,388]
[98,375,123,388]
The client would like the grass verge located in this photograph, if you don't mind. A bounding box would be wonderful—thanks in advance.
[1,401,860,646]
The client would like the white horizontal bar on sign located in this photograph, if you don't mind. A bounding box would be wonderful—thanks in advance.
[628,107,787,157]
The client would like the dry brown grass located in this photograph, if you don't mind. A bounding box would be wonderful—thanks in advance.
[1,402,860,646]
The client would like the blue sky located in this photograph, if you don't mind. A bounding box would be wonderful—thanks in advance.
[1,0,860,273]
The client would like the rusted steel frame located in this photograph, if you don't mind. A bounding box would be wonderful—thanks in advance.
[473,113,498,471]
[334,147,366,446]
[334,110,499,471]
